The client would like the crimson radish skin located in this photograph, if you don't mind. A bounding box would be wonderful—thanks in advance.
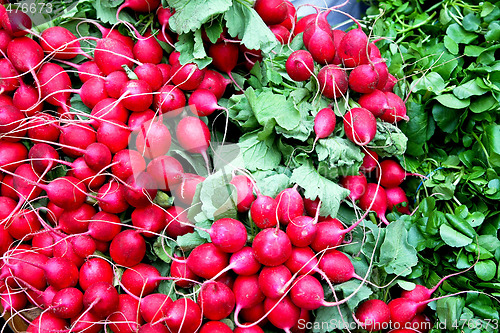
[348,64,380,94]
[170,257,199,289]
[254,0,288,25]
[154,84,186,117]
[314,108,336,140]
[343,107,377,146]
[359,183,389,225]
[234,326,265,333]
[258,265,292,298]
[209,218,248,253]
[230,246,262,276]
[121,263,161,297]
[197,280,236,320]
[264,296,301,331]
[83,281,119,319]
[304,24,335,64]
[361,149,378,173]
[380,92,409,123]
[163,298,203,333]
[233,275,265,319]
[252,228,292,266]
[230,175,255,212]
[26,312,67,333]
[79,258,114,291]
[386,187,411,214]
[171,62,205,91]
[354,299,391,332]
[318,64,348,99]
[376,159,422,188]
[108,294,144,333]
[285,50,314,82]
[109,230,147,267]
[198,69,231,100]
[186,243,230,279]
[340,173,368,201]
[94,38,134,75]
[286,216,318,248]
[250,195,279,229]
[310,218,346,252]
[165,206,194,238]
[276,187,304,225]
[270,24,291,44]
[199,321,233,333]
[358,89,390,117]
[140,293,172,323]
[337,27,370,68]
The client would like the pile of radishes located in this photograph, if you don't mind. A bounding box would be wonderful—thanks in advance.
[0,0,435,331]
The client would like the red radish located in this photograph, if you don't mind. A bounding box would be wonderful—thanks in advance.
[50,287,84,318]
[27,114,59,142]
[12,163,43,201]
[206,218,248,253]
[0,140,28,172]
[280,0,296,30]
[198,69,231,100]
[71,235,97,258]
[354,299,391,332]
[303,22,335,64]
[0,105,26,140]
[361,148,378,173]
[233,275,265,322]
[199,321,232,333]
[169,51,181,66]
[276,186,304,225]
[331,29,346,65]
[162,298,203,333]
[52,236,85,267]
[28,143,58,174]
[171,62,205,91]
[83,142,112,172]
[188,88,225,117]
[373,59,389,90]
[88,211,122,242]
[337,26,369,68]
[97,180,130,214]
[132,31,163,65]
[229,246,262,276]
[258,265,292,298]
[39,26,88,59]
[376,160,424,188]
[77,60,103,82]
[380,92,409,123]
[382,74,398,92]
[0,59,20,93]
[198,280,236,320]
[240,303,268,327]
[208,42,240,88]
[111,149,146,181]
[108,294,144,333]
[136,120,172,159]
[348,64,380,93]
[230,175,255,213]
[186,243,230,279]
[59,124,96,158]
[79,77,108,109]
[58,203,96,234]
[250,195,279,229]
[386,187,411,214]
[269,24,291,44]
[343,107,377,146]
[134,63,163,91]
[340,173,368,201]
[121,263,161,297]
[263,295,301,331]
[314,107,336,141]
[254,0,288,25]
[172,173,205,206]
[252,228,292,266]
[128,109,155,131]
[90,98,129,128]
[285,50,314,82]
[117,0,160,16]
[154,84,186,117]
[317,64,348,99]
[105,71,129,98]
[318,249,361,284]
[139,293,172,323]
[170,257,200,289]
[94,38,135,76]
[124,172,158,208]
[358,89,390,117]
[176,116,211,156]
[294,14,315,35]
[70,312,103,333]
[37,176,87,210]
[2,250,48,290]
[0,29,11,52]
[284,246,322,275]
[67,158,106,190]
[157,6,174,41]
[1,287,28,313]
[79,258,114,291]
[120,79,153,112]
[358,183,389,225]
[83,281,119,319]
[0,225,13,256]
[409,313,433,333]
[109,230,146,267]
[37,63,72,111]
[234,326,265,333]
[1,10,32,36]
[165,206,194,238]
[286,215,319,248]
[6,36,43,74]
[27,312,67,333]
[132,204,165,237]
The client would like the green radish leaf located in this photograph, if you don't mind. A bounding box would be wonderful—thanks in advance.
[453,80,488,99]
[432,104,460,133]
[439,224,473,247]
[436,297,465,329]
[315,137,364,177]
[238,132,282,171]
[446,23,479,44]
[434,94,471,109]
[167,0,232,34]
[475,260,497,281]
[378,220,418,276]
[253,170,291,198]
[371,122,408,156]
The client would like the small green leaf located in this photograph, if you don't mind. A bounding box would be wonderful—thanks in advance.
[470,95,497,113]
[439,224,473,247]
[378,220,418,276]
[462,13,481,31]
[238,132,281,171]
[464,45,485,57]
[453,80,488,99]
[475,260,497,281]
[436,297,465,329]
[444,35,459,54]
[315,137,364,178]
[434,94,471,109]
[432,104,460,133]
[168,0,232,34]
[413,72,446,94]
[485,22,500,42]
[446,23,478,44]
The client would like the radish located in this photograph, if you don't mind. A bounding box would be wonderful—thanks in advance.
[39,26,89,59]
[165,206,194,238]
[0,105,26,141]
[380,92,409,123]
[250,195,279,228]
[140,293,173,322]
[0,59,20,93]
[254,0,288,25]
[337,25,369,68]
[230,175,255,213]
[358,183,389,225]
[376,160,424,188]
[303,16,335,64]
[264,295,301,331]
[27,114,59,142]
[286,215,319,248]
[188,88,225,117]
[94,38,135,76]
[70,312,103,333]
[0,225,14,256]
[129,109,155,131]
[229,246,262,276]
[252,228,292,266]
[198,280,236,320]
[123,171,158,208]
[208,42,240,89]
[0,140,28,172]
[83,281,119,319]
[234,326,265,333]
[199,321,233,333]
[270,24,291,44]
[67,157,106,190]
[0,29,11,52]
[313,107,336,142]
[386,187,411,214]
[361,148,378,173]
[132,204,165,237]
[77,60,103,82]
[109,230,146,267]
[1,287,28,313]
[205,217,248,253]
[132,30,164,65]
[111,148,146,181]
[7,209,41,240]
[331,29,346,65]
[136,120,172,160]
[176,116,211,161]
[348,64,380,94]
[27,312,67,333]
[276,186,304,225]
[343,107,377,146]
[157,6,174,43]
[6,36,43,79]
[97,180,129,214]
[280,0,296,30]
[79,77,108,109]
[58,203,96,234]
[50,287,84,318]
[2,250,48,290]
[88,211,122,242]
[170,256,199,289]
[240,303,268,327]
[117,0,161,17]
[373,59,389,90]
[285,50,314,82]
[172,173,205,206]
[171,62,205,91]
[358,89,390,117]
[317,64,348,99]
[233,275,265,323]
[35,176,87,210]
[108,294,144,333]
[154,84,186,117]
[258,265,292,298]
[354,299,391,332]
[37,63,72,111]
[134,63,163,92]
[1,10,32,36]
[294,14,315,35]
[409,313,433,333]
[382,73,398,92]
[105,71,130,98]
[79,257,114,291]
[59,124,96,158]
[186,243,230,279]
[121,79,154,112]
[318,249,363,284]
[198,69,231,100]
[340,173,368,201]
[90,98,129,128]
[162,298,203,333]
[139,323,170,333]
[31,231,54,257]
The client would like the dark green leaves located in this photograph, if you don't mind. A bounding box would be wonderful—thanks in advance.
[167,0,231,34]
[378,220,418,276]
